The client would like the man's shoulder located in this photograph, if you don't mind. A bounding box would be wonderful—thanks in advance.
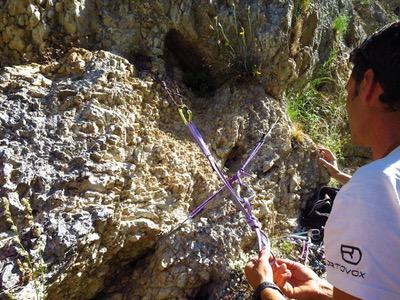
[352,147,400,183]
[338,148,400,202]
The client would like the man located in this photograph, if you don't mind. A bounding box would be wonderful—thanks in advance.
[245,21,400,300]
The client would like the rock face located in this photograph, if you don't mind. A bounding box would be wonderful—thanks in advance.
[0,47,319,299]
[1,0,398,94]
[0,0,396,299]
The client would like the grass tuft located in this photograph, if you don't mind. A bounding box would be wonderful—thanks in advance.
[332,14,350,39]
[286,48,349,160]
[211,4,264,79]
[286,12,353,161]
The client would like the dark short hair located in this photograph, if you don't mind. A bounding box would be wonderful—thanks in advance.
[349,21,400,111]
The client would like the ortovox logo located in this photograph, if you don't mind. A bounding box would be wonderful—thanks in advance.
[326,260,366,279]
[341,245,362,265]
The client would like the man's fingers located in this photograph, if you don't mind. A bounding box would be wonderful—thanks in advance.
[318,146,334,155]
[259,247,270,261]
[318,147,336,161]
[245,259,256,269]
[273,262,287,278]
[276,258,301,270]
[273,262,291,288]
[274,269,292,289]
[250,256,258,262]
[319,157,332,167]
[319,158,336,171]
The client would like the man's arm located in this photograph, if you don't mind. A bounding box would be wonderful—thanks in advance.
[318,147,351,184]
[333,287,360,300]
[260,288,286,300]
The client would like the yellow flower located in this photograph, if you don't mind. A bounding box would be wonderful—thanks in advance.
[240,27,245,35]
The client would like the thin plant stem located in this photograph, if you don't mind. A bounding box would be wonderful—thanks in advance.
[218,22,236,58]
[233,3,238,36]
[247,6,252,42]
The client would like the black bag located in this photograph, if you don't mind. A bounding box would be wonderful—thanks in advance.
[300,186,338,240]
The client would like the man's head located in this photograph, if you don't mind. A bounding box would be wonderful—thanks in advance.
[349,21,400,111]
[346,22,400,149]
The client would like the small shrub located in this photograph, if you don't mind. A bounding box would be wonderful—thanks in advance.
[2,197,46,299]
[287,9,353,160]
[271,238,300,261]
[332,14,350,39]
[300,0,312,13]
[286,47,349,160]
[290,123,306,144]
[294,0,312,17]
[211,4,264,79]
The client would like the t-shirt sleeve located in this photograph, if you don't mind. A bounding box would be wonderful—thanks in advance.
[324,171,400,299]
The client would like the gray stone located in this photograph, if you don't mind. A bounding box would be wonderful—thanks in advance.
[0,1,394,298]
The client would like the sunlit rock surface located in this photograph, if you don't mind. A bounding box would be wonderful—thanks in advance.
[0,0,396,298]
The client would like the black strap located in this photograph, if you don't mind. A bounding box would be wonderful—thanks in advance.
[253,281,284,300]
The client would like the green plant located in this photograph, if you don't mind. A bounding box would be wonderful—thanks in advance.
[278,240,297,258]
[211,3,263,79]
[292,0,312,21]
[294,0,312,17]
[355,0,370,5]
[2,197,46,300]
[271,238,299,261]
[286,47,349,160]
[4,291,18,300]
[332,14,350,40]
[300,0,312,13]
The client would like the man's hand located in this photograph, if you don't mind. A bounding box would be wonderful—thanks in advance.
[273,258,333,300]
[245,250,289,299]
[318,147,351,184]
[318,147,340,176]
[244,249,274,289]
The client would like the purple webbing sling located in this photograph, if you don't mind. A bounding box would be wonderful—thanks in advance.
[183,111,272,256]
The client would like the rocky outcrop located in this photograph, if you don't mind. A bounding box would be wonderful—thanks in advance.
[0,0,397,299]
[1,1,397,95]
[0,47,322,299]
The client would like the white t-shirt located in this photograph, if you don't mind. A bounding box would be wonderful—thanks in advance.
[325,146,400,299]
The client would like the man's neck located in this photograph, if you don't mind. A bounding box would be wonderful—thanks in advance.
[372,142,400,160]
[370,113,400,160]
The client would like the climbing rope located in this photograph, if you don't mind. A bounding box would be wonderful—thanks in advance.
[158,79,279,259]
[179,104,274,256]
[157,79,328,274]
[157,81,326,275]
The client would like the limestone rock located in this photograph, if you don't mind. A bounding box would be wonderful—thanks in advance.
[0,46,322,299]
[0,0,395,299]
[0,0,396,94]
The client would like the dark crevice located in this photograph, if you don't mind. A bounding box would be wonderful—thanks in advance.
[193,285,210,300]
[395,7,400,17]
[164,29,216,97]
[224,145,246,172]
[130,52,152,73]
[92,244,156,300]
[192,280,214,300]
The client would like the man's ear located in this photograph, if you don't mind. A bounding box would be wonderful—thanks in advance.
[360,69,383,107]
